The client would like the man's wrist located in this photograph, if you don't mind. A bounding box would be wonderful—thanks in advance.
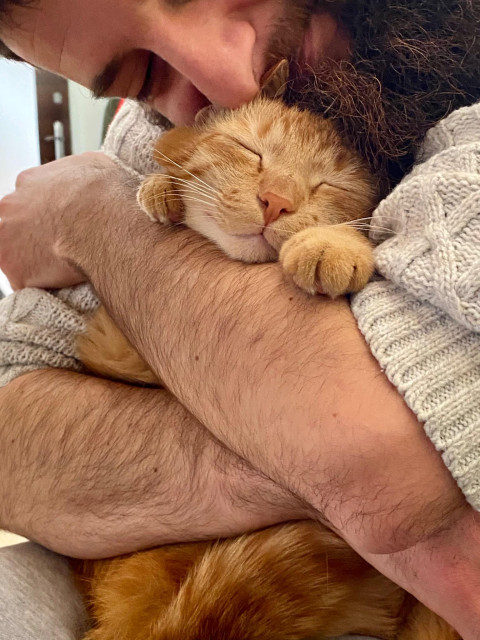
[54,154,141,277]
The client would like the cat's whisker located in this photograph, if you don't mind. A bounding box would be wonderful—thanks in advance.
[161,187,218,204]
[165,173,220,194]
[140,188,216,204]
[164,181,220,205]
[153,150,218,195]
[141,195,217,210]
[167,196,216,209]
[168,212,213,228]
[165,194,217,207]
[141,187,214,201]
[368,226,399,234]
[335,222,395,234]
[339,216,376,224]
[339,215,398,226]
[166,178,219,203]
[141,175,218,202]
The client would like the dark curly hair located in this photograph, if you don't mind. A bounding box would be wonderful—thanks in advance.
[0,0,35,61]
[2,0,479,188]
[286,0,480,189]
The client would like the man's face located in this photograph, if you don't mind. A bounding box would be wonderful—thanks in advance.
[3,0,478,184]
[1,0,349,125]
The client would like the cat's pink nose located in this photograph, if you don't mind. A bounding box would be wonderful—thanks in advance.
[260,192,294,226]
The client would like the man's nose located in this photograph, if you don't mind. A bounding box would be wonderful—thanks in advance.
[151,9,261,111]
[184,41,259,109]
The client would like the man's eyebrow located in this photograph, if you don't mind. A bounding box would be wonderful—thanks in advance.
[92,56,124,99]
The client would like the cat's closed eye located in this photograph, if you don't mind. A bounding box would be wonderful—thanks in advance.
[232,138,263,164]
[311,181,352,195]
[311,181,327,193]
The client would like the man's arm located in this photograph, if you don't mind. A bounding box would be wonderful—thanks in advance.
[63,202,464,554]
[0,151,466,553]
[0,369,307,558]
[2,150,479,636]
[58,169,480,640]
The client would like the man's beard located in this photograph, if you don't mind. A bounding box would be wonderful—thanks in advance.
[283,0,480,191]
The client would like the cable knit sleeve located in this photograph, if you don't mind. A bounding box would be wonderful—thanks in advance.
[351,102,480,509]
[0,101,164,387]
[102,100,167,178]
[0,285,99,386]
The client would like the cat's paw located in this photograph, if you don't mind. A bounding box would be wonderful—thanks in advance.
[137,174,183,225]
[279,227,374,298]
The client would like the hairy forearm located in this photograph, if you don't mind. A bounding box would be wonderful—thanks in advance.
[62,191,466,554]
[0,369,305,558]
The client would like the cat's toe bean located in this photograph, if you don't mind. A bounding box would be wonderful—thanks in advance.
[279,239,303,277]
[316,243,374,298]
[280,232,325,295]
[137,175,173,224]
[315,250,359,298]
[280,228,374,298]
[137,178,161,221]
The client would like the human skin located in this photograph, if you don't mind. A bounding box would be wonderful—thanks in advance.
[0,0,349,126]
[2,155,480,639]
[0,369,308,558]
[1,0,480,637]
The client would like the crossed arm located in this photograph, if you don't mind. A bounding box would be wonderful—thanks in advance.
[0,152,479,638]
[0,370,306,558]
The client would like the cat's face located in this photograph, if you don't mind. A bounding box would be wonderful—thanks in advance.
[153,98,377,263]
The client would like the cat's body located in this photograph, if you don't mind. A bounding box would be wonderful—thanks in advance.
[73,522,456,640]
[75,98,459,639]
[78,97,377,386]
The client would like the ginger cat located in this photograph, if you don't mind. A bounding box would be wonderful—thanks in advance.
[78,96,377,385]
[74,96,459,640]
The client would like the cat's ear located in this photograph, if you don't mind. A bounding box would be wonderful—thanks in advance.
[153,126,202,170]
[260,59,289,100]
[195,105,221,126]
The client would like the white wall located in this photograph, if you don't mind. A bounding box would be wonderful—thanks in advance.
[0,60,40,198]
[0,60,40,294]
[0,69,108,294]
[68,81,110,154]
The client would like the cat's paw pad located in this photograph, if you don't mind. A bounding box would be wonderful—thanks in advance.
[279,227,374,298]
[137,175,173,224]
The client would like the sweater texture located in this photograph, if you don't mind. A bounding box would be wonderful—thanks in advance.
[351,102,480,507]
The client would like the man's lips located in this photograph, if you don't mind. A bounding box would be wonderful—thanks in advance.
[152,81,211,126]
[146,58,212,125]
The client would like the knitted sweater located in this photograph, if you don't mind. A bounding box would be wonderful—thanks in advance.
[1,100,479,508]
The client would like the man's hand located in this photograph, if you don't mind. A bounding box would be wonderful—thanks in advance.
[0,152,132,290]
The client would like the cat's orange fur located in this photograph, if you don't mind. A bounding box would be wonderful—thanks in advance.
[74,98,459,639]
[73,522,458,640]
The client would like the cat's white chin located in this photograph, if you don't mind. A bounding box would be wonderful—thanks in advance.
[262,227,284,252]
[189,213,277,263]
[223,233,277,264]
